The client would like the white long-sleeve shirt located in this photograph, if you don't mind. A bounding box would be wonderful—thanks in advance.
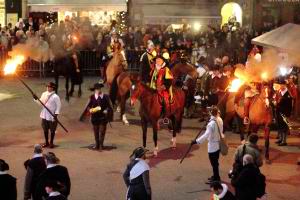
[196,116,224,153]
[37,91,61,121]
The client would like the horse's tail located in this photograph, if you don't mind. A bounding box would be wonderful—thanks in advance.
[109,73,120,106]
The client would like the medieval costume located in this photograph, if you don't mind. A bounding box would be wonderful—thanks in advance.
[150,52,174,120]
[87,82,114,150]
[123,147,151,200]
[275,80,293,146]
[0,159,17,200]
[140,40,157,84]
[204,65,223,106]
[34,82,61,148]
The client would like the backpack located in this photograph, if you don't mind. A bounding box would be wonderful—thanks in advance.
[256,171,266,198]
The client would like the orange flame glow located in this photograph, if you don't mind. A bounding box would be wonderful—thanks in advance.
[3,55,25,75]
[228,78,245,93]
[261,72,268,81]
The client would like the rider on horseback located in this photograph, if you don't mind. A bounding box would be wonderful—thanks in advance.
[140,40,157,84]
[150,50,174,124]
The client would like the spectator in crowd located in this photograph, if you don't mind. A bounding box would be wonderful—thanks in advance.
[0,159,17,200]
[24,144,47,200]
[35,152,71,200]
[231,154,262,200]
[210,181,236,200]
[192,106,224,183]
[123,147,151,200]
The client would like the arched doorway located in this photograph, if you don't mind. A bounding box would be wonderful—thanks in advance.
[221,2,243,26]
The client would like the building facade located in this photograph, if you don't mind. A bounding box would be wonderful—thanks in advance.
[128,0,255,28]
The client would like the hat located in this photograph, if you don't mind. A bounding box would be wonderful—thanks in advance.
[45,152,60,164]
[154,49,170,63]
[90,80,104,91]
[130,147,149,159]
[46,82,57,89]
[34,144,43,154]
[0,159,9,172]
[276,78,287,85]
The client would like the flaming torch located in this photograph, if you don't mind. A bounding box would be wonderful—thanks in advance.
[228,78,245,93]
[3,55,68,133]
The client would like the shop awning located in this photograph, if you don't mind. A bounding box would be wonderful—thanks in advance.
[28,0,127,12]
[252,23,300,52]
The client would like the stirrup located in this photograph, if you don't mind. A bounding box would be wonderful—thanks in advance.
[163,118,170,125]
[243,117,250,125]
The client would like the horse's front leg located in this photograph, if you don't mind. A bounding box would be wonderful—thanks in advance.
[54,75,59,94]
[65,76,70,101]
[152,121,159,157]
[170,116,177,148]
[264,126,271,163]
[121,96,129,125]
[141,117,148,148]
[78,84,82,97]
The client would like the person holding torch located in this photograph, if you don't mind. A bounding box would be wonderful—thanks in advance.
[33,82,61,148]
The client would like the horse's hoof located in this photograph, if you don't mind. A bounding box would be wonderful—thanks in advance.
[123,121,129,125]
[153,147,159,157]
[171,138,177,148]
[265,159,272,165]
[78,92,82,98]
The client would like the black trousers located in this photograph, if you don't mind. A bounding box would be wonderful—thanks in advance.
[208,150,220,181]
[127,185,151,200]
[41,119,57,144]
[93,123,107,149]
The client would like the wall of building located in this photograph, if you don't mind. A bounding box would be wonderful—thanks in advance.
[129,0,221,26]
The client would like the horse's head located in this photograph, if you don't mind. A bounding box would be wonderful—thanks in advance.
[260,84,272,108]
[130,81,144,106]
[172,63,198,80]
[112,50,128,70]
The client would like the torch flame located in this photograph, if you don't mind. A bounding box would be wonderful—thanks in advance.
[261,72,268,81]
[4,55,25,75]
[228,78,245,93]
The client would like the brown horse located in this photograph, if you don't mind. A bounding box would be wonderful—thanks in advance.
[223,85,273,161]
[130,81,185,156]
[109,61,197,125]
[106,50,127,86]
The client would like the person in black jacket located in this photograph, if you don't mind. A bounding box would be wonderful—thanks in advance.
[231,154,260,200]
[24,144,47,200]
[35,152,71,200]
[210,181,236,200]
[0,159,17,200]
[45,180,67,200]
[87,81,114,150]
[139,40,156,84]
[275,80,293,146]
[123,147,151,200]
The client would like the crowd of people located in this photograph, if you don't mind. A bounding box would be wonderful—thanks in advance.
[0,15,299,200]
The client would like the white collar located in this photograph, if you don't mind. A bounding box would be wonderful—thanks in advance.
[218,183,228,198]
[47,164,58,169]
[95,93,104,99]
[0,171,8,175]
[49,191,61,197]
[280,88,288,96]
[33,153,43,159]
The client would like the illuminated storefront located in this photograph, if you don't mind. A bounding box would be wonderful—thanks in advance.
[0,0,5,26]
[27,0,127,25]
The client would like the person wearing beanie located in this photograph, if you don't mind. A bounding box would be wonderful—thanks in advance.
[24,144,47,200]
[0,159,17,200]
[123,147,151,200]
[35,152,71,200]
